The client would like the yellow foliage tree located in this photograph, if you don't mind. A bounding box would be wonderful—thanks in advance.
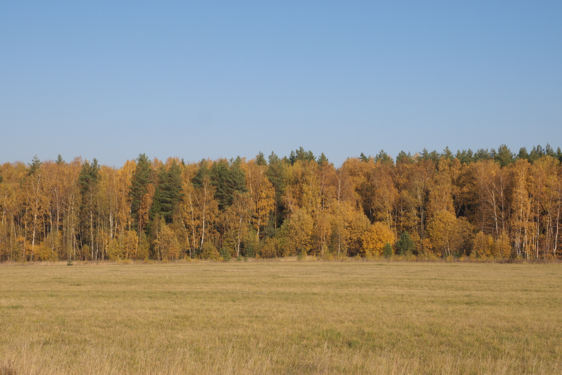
[201,240,220,260]
[286,208,313,256]
[361,222,395,257]
[122,230,139,259]
[347,211,371,256]
[108,238,122,261]
[494,231,512,259]
[156,222,181,261]
[223,192,253,258]
[260,237,279,258]
[244,160,275,239]
[427,210,457,257]
[314,212,332,257]
[473,231,491,258]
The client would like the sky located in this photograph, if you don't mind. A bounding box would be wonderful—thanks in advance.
[1,1,561,167]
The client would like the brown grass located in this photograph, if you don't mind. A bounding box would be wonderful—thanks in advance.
[1,261,561,374]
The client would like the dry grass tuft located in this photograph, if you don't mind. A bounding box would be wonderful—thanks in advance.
[0,362,17,375]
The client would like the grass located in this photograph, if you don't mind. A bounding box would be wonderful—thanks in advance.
[1,261,561,374]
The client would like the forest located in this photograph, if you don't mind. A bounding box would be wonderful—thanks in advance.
[1,144,561,262]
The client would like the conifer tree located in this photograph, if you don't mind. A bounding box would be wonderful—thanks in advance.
[78,159,100,259]
[396,151,412,164]
[266,152,286,228]
[210,159,230,210]
[375,150,393,164]
[545,143,556,157]
[383,243,393,258]
[442,147,454,161]
[130,154,153,232]
[192,159,210,188]
[152,160,183,223]
[149,185,162,224]
[162,160,183,221]
[256,152,267,166]
[230,157,247,194]
[529,145,545,162]
[474,148,491,161]
[456,149,477,164]
[289,147,315,165]
[317,153,329,165]
[518,147,530,161]
[28,155,42,175]
[211,158,247,210]
[396,231,415,255]
[494,144,514,167]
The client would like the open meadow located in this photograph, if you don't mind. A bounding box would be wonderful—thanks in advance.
[1,261,561,374]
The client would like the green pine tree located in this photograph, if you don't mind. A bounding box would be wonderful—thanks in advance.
[266,152,286,229]
[78,159,100,195]
[256,152,267,166]
[129,154,153,232]
[529,145,545,163]
[375,150,393,164]
[518,147,530,161]
[494,144,514,167]
[210,159,232,210]
[317,153,329,165]
[396,151,412,164]
[192,159,211,189]
[396,231,415,255]
[288,147,315,165]
[153,160,183,223]
[230,157,247,193]
[473,148,491,162]
[78,159,100,258]
[149,186,162,225]
[545,143,556,157]
[28,155,42,176]
[211,158,247,211]
[441,147,454,161]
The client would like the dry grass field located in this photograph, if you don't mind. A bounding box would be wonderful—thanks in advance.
[1,261,561,374]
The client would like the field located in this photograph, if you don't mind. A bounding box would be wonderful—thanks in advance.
[1,261,561,374]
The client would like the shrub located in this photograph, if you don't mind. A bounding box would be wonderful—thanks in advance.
[201,241,220,261]
[219,247,231,261]
[383,243,393,258]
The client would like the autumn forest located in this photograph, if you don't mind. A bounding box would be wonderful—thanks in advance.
[1,145,562,262]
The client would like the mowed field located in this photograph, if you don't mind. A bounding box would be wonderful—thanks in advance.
[1,261,561,375]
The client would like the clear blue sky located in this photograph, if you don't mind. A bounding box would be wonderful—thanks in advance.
[1,1,561,166]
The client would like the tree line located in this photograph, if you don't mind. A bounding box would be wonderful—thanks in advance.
[1,144,561,262]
